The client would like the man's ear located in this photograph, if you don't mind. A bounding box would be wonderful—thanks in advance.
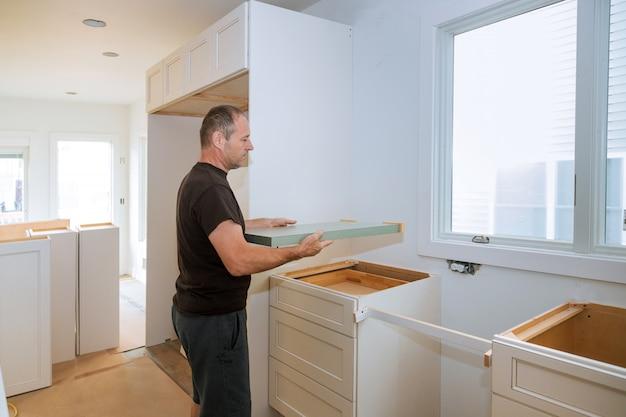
[212,131,226,150]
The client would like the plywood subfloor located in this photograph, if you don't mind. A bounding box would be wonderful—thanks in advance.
[115,278,146,353]
[8,348,190,417]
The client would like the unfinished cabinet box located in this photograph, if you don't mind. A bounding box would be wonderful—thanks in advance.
[77,223,119,355]
[269,260,438,417]
[491,302,626,417]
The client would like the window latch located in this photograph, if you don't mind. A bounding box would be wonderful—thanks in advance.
[472,235,490,244]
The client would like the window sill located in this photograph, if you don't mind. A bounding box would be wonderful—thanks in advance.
[418,238,626,285]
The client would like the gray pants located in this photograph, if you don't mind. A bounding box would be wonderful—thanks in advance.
[172,306,251,417]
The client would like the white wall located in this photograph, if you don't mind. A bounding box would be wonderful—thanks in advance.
[128,99,148,283]
[303,1,626,417]
[0,97,131,275]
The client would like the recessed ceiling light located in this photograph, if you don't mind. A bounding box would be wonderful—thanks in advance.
[82,18,106,28]
[65,91,78,95]
[102,51,119,57]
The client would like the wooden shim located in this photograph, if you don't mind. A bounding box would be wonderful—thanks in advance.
[483,349,492,368]
[383,221,405,233]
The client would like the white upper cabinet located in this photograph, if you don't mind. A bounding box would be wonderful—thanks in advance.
[163,47,189,104]
[188,27,215,93]
[212,3,248,83]
[146,2,248,113]
[145,63,164,112]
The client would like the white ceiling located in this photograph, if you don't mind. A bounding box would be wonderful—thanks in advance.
[0,0,319,105]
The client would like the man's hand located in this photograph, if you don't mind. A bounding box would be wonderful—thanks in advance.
[296,231,333,258]
[245,217,296,229]
[269,218,296,227]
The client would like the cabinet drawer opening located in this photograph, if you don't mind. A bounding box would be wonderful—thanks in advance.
[283,260,430,297]
[506,302,626,368]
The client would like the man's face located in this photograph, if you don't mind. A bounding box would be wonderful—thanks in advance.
[224,114,253,169]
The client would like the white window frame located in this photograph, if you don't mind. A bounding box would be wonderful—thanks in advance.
[419,0,626,284]
[0,132,31,222]
[50,133,116,225]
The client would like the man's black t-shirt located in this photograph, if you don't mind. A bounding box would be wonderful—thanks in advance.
[173,162,251,315]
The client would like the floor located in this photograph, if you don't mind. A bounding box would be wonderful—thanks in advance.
[116,277,146,353]
[7,278,196,417]
[8,347,191,417]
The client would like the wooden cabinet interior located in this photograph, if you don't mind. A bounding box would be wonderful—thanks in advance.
[504,302,626,368]
[283,260,429,297]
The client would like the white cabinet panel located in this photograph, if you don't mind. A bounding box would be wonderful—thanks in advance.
[269,358,354,417]
[146,63,164,112]
[213,2,248,82]
[270,307,355,401]
[0,239,51,396]
[188,28,214,93]
[78,224,119,355]
[163,48,189,103]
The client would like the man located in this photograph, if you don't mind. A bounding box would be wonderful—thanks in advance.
[172,105,332,417]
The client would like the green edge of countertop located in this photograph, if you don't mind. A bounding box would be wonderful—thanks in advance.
[244,221,402,247]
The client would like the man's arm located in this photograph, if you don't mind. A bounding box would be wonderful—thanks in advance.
[209,220,332,276]
[245,218,296,229]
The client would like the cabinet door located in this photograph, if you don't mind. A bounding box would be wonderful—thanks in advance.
[188,27,215,93]
[270,308,355,400]
[146,63,164,112]
[163,48,189,104]
[269,358,354,417]
[0,239,51,396]
[492,341,626,416]
[212,2,248,82]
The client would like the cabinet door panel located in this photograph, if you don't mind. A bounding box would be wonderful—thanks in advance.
[270,308,355,400]
[164,52,187,103]
[0,240,51,396]
[269,358,354,417]
[146,63,163,112]
[492,341,626,416]
[213,2,248,82]
[188,30,214,93]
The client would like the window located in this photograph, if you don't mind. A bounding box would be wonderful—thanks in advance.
[54,138,113,225]
[427,0,626,282]
[0,148,27,224]
[450,1,577,242]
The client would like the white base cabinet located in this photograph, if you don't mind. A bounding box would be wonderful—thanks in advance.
[0,238,51,396]
[268,260,440,417]
[491,302,626,417]
[77,224,119,355]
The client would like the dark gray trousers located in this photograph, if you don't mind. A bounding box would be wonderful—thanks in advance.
[172,305,251,417]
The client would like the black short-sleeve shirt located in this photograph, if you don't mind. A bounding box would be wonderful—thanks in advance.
[173,162,251,315]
